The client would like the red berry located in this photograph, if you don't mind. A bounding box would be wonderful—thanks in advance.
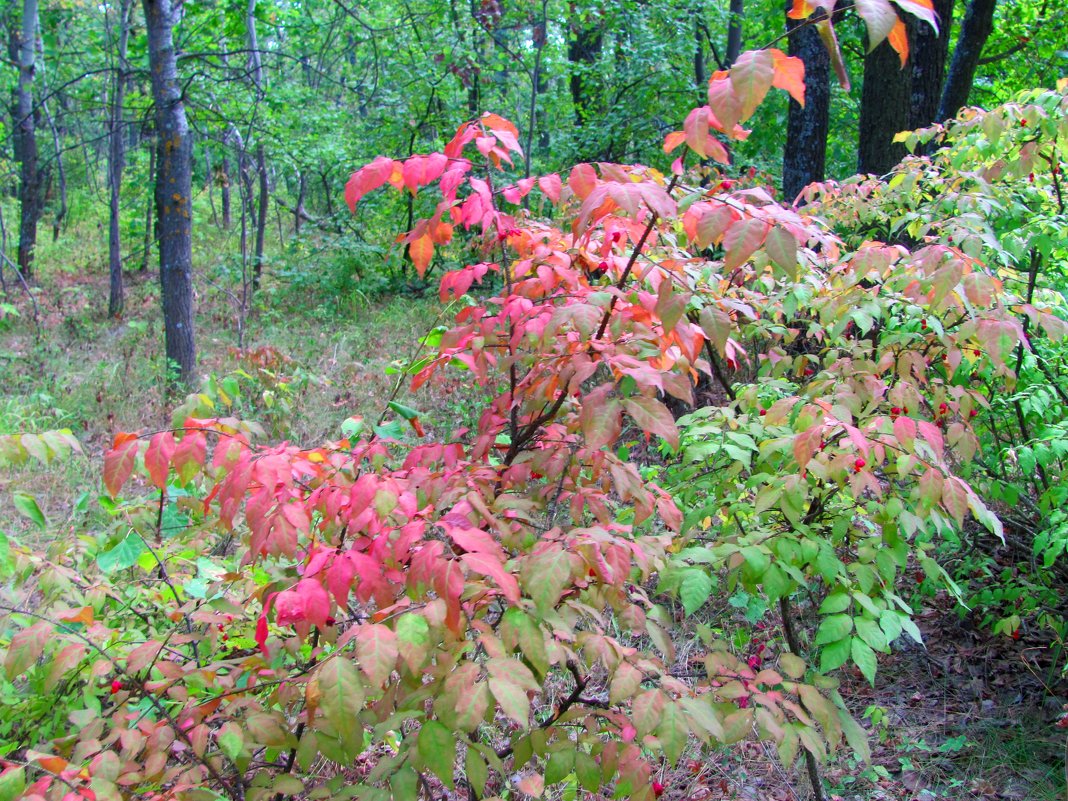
[612,231,622,242]
[969,409,978,418]
[652,781,665,798]
[1029,173,1035,182]
[759,409,767,416]
[938,402,948,414]
[915,570,925,583]
[1019,119,1027,126]
[921,319,927,329]
[854,457,866,471]
[110,679,122,695]
[325,617,337,626]
[903,406,909,414]
[890,406,901,415]
[221,634,229,641]
[1011,629,1021,640]
[804,368,815,376]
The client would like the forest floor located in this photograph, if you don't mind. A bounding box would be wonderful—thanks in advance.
[0,265,1065,801]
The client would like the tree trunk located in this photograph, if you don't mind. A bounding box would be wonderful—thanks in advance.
[12,0,40,277]
[108,0,132,318]
[693,4,706,92]
[143,0,196,386]
[938,0,996,121]
[43,101,66,242]
[567,5,602,127]
[725,0,744,66]
[248,0,267,291]
[782,2,830,202]
[858,38,911,176]
[140,137,154,272]
[908,0,955,129]
[295,171,306,236]
[220,138,232,229]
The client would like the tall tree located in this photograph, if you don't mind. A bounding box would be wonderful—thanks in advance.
[567,3,602,127]
[781,3,830,201]
[11,0,41,277]
[143,0,196,385]
[725,0,744,66]
[938,0,996,121]
[108,0,133,318]
[858,39,911,176]
[247,0,268,292]
[908,0,955,128]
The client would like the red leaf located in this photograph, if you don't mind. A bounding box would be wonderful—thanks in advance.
[771,49,806,106]
[402,153,448,194]
[723,217,770,270]
[103,433,140,498]
[462,552,520,604]
[537,173,562,204]
[345,156,395,211]
[173,429,207,483]
[623,396,679,449]
[144,431,176,490]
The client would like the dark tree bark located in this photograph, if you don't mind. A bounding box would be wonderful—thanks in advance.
[140,135,154,272]
[143,0,196,386]
[938,0,996,121]
[220,135,232,229]
[12,0,41,277]
[692,2,706,92]
[567,4,603,126]
[858,38,911,176]
[782,2,831,202]
[725,0,744,66]
[248,0,268,291]
[108,0,132,318]
[908,0,955,128]
[294,171,307,236]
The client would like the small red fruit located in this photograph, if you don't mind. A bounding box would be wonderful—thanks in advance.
[612,231,622,243]
[804,368,815,376]
[325,617,337,626]
[110,679,122,695]
[938,402,948,414]
[921,319,927,329]
[854,457,866,471]
[890,406,901,416]
[759,409,767,416]
[652,781,665,798]
[903,406,909,414]
[1011,629,1021,640]
[1029,173,1035,182]
[969,409,978,418]
[915,570,925,583]
[221,634,229,641]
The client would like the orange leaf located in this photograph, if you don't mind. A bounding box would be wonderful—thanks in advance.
[787,0,814,18]
[771,50,806,106]
[888,18,909,66]
[663,130,686,153]
[409,234,434,277]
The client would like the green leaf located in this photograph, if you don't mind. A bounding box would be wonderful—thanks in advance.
[465,749,489,797]
[387,401,420,421]
[318,657,366,744]
[851,637,878,685]
[0,766,26,801]
[544,749,575,785]
[819,637,851,673]
[12,493,46,530]
[818,592,851,614]
[390,765,419,801]
[855,617,889,653]
[97,533,145,573]
[814,614,853,645]
[396,613,431,674]
[417,720,455,788]
[679,568,713,616]
[218,723,244,762]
